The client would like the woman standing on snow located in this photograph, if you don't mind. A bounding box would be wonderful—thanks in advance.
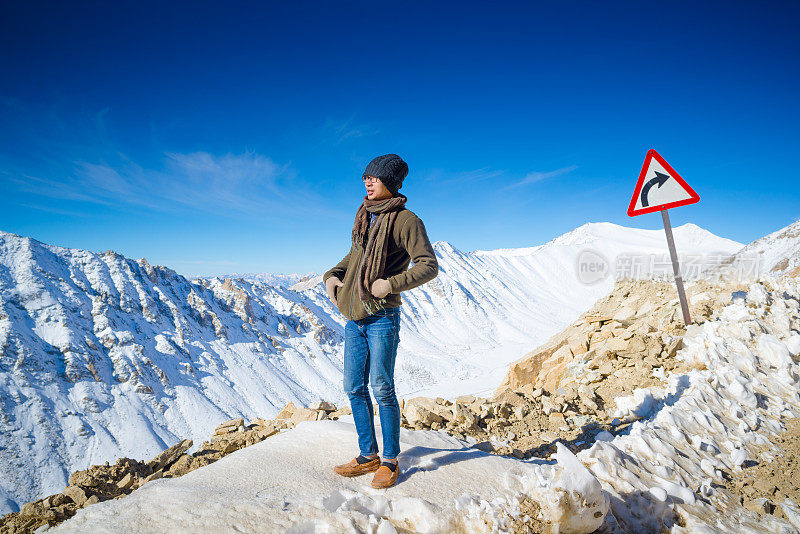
[323,154,439,489]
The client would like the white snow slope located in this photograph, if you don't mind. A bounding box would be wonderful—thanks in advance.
[722,218,800,278]
[0,222,741,513]
[49,278,800,533]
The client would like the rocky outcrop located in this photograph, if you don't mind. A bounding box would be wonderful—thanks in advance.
[497,279,743,395]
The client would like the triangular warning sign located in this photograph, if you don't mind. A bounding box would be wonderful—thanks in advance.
[627,149,699,216]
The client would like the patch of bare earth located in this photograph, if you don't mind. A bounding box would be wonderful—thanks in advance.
[722,418,800,520]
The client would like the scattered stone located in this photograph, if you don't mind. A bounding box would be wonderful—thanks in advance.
[214,418,244,435]
[744,497,774,515]
[63,486,87,507]
[256,426,279,440]
[290,407,320,424]
[310,401,336,412]
[149,439,193,472]
[404,397,449,427]
[275,402,297,420]
[473,441,494,453]
[166,454,194,477]
[143,470,163,484]
[117,473,134,490]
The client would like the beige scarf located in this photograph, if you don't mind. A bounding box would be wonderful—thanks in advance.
[351,192,408,314]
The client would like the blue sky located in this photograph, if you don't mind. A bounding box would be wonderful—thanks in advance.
[1,1,798,277]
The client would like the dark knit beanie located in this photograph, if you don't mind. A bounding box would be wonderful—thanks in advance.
[362,154,408,195]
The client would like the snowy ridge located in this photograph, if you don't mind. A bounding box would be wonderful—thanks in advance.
[47,278,800,533]
[210,272,315,287]
[470,222,740,257]
[0,222,741,513]
[724,218,800,278]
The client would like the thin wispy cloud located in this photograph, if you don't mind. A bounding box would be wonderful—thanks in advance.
[422,167,506,185]
[323,115,381,145]
[500,165,579,190]
[422,165,577,188]
[18,203,87,217]
[13,150,343,220]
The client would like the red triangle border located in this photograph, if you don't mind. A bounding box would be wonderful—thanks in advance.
[627,149,700,216]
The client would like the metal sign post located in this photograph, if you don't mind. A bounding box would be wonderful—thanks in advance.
[627,149,700,326]
[660,209,692,324]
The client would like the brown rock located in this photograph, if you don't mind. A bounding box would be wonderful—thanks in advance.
[473,440,494,453]
[569,338,588,357]
[491,389,527,407]
[607,338,630,352]
[166,454,194,477]
[451,402,480,429]
[63,486,87,507]
[143,470,163,484]
[329,407,352,419]
[214,417,245,435]
[19,501,40,517]
[289,407,319,424]
[211,430,245,443]
[310,401,337,412]
[665,338,683,358]
[275,402,297,420]
[150,439,193,471]
[403,397,449,426]
[753,478,777,495]
[222,442,242,454]
[744,498,774,515]
[584,314,611,324]
[256,426,279,440]
[590,330,614,345]
[549,413,567,428]
[68,471,102,488]
[496,339,568,392]
[250,417,270,428]
[117,472,135,490]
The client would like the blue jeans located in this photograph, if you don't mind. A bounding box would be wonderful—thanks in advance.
[343,306,402,460]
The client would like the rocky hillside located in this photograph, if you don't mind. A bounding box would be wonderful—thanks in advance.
[5,268,798,532]
[0,223,741,513]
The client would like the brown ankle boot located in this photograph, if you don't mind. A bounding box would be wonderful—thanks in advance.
[333,455,381,477]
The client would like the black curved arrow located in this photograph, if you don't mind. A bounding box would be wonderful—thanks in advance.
[640,171,669,207]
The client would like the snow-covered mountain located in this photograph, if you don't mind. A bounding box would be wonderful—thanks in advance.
[208,272,315,287]
[0,222,742,513]
[722,218,800,278]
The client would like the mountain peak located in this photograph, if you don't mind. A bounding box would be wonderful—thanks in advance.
[433,240,461,254]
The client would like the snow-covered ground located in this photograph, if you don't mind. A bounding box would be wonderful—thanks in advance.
[0,222,742,513]
[46,278,800,533]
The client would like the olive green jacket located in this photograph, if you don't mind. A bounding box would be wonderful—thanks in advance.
[322,208,439,321]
